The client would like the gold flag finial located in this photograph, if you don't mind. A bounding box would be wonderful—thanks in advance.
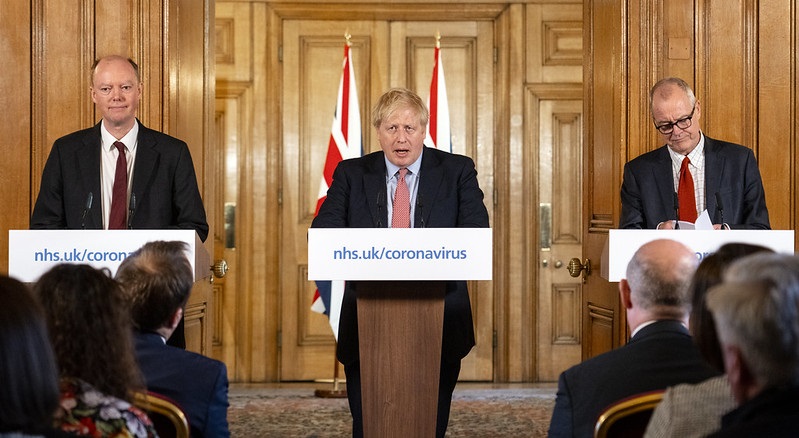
[345,30,352,46]
[435,31,441,48]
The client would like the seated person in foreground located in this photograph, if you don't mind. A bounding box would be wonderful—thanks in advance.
[644,243,773,438]
[116,241,230,438]
[548,239,719,438]
[0,275,70,438]
[705,253,799,437]
[35,264,157,437]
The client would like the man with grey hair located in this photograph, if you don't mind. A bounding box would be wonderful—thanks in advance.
[549,239,719,438]
[619,77,769,230]
[705,253,799,436]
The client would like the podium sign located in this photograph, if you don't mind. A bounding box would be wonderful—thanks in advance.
[307,228,492,281]
[9,229,209,282]
[604,229,795,281]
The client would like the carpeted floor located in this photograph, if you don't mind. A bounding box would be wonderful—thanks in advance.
[228,383,557,437]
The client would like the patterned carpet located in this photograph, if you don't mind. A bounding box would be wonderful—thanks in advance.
[228,384,557,437]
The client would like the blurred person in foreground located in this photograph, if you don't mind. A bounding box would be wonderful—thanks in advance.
[35,264,156,437]
[116,240,229,438]
[0,276,72,438]
[705,253,799,437]
[548,239,718,438]
[311,87,490,438]
[644,243,773,438]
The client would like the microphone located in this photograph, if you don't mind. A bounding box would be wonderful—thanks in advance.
[715,192,725,228]
[127,193,137,229]
[81,192,93,230]
[375,190,385,228]
[416,192,426,228]
[673,192,680,230]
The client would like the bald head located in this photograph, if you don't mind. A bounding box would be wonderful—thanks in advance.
[625,239,698,319]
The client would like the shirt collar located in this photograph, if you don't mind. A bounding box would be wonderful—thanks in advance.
[100,120,139,151]
[384,149,424,179]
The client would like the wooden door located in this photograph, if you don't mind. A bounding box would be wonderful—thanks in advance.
[280,19,495,381]
[534,94,583,381]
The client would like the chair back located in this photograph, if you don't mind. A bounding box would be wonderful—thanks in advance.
[133,391,190,438]
[594,389,665,438]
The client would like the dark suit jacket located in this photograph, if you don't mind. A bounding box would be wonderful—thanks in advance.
[310,147,490,365]
[548,320,719,438]
[709,385,799,438]
[30,121,209,241]
[134,331,229,438]
[619,135,770,230]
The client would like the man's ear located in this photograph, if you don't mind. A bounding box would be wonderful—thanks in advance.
[619,279,633,310]
[168,307,183,331]
[724,344,751,404]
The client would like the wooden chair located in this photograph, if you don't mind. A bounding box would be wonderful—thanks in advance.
[133,391,190,438]
[594,389,665,438]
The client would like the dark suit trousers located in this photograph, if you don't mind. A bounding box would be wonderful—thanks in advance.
[344,358,461,438]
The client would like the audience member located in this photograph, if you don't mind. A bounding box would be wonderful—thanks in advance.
[35,264,157,437]
[116,241,230,438]
[705,253,799,437]
[644,243,773,437]
[548,239,718,438]
[0,276,68,437]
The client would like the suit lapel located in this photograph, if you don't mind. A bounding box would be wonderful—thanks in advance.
[417,147,442,228]
[132,122,158,207]
[703,136,722,216]
[363,153,387,228]
[653,146,677,218]
[81,125,103,229]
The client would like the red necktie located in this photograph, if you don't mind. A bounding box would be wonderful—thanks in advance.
[678,156,697,223]
[109,141,128,229]
[392,168,411,228]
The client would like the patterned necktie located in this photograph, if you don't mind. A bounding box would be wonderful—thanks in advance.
[392,168,411,228]
[109,141,128,229]
[678,156,697,223]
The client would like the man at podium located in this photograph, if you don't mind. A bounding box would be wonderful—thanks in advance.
[619,77,770,230]
[312,87,490,438]
[29,55,208,349]
[29,55,208,241]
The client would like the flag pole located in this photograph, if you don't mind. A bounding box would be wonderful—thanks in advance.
[313,30,355,400]
[315,350,347,398]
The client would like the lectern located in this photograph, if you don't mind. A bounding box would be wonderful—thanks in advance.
[308,228,492,437]
[601,229,795,281]
[8,229,212,353]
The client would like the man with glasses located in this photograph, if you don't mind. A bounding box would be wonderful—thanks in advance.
[619,77,770,229]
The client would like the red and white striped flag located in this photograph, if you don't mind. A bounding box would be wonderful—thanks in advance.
[311,39,362,339]
[425,36,451,152]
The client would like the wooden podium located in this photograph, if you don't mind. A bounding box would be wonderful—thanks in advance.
[308,228,492,437]
[8,229,212,353]
[356,280,445,437]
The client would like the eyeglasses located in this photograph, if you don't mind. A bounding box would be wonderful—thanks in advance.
[654,106,695,135]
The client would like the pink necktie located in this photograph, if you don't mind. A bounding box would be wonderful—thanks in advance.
[392,168,410,228]
[678,156,697,223]
[109,141,128,229]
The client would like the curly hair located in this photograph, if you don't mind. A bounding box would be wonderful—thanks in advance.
[34,264,144,401]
